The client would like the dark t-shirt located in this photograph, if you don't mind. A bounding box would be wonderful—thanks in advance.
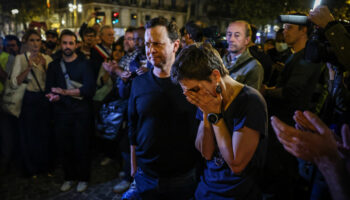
[128,70,199,178]
[195,86,268,200]
[45,56,96,115]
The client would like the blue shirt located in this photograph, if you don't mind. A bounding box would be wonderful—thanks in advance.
[195,86,268,200]
[118,53,152,99]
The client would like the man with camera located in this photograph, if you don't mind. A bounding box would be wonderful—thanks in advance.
[309,5,350,70]
[261,13,325,199]
[268,6,350,200]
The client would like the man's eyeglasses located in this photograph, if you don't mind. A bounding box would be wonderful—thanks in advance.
[145,42,166,49]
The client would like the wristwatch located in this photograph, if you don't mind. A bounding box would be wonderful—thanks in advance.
[207,113,223,124]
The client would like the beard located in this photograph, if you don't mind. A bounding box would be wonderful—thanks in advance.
[46,41,57,50]
[63,48,74,57]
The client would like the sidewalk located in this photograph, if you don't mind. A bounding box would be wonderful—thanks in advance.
[0,155,123,200]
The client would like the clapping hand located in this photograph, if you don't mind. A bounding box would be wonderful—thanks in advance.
[271,111,339,162]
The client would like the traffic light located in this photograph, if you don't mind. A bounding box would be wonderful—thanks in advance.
[95,11,105,24]
[131,14,137,19]
[112,12,119,24]
[96,17,102,23]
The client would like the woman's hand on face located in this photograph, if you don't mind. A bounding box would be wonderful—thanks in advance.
[183,84,222,113]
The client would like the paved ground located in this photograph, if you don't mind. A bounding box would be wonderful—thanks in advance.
[0,155,125,200]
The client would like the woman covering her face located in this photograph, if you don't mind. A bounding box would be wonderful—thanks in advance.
[171,43,268,200]
[10,29,53,177]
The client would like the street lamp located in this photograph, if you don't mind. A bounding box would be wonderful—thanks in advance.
[11,9,19,15]
[68,0,83,30]
[11,9,19,34]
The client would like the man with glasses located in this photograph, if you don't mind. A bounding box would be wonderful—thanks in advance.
[127,17,199,199]
[112,26,150,195]
[118,27,138,72]
[79,28,97,59]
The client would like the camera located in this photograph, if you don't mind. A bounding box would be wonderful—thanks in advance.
[278,14,349,68]
[203,26,228,50]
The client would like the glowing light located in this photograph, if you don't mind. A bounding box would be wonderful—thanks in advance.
[78,4,82,12]
[313,0,322,10]
[11,9,19,15]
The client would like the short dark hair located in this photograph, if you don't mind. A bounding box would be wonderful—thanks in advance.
[59,29,77,43]
[180,27,185,36]
[250,24,257,43]
[185,21,203,42]
[83,27,97,37]
[46,30,59,38]
[265,39,275,46]
[145,17,179,42]
[23,29,41,42]
[113,36,124,51]
[171,43,229,83]
[125,26,136,34]
[4,35,20,48]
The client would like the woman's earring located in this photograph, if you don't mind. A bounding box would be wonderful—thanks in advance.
[216,84,222,94]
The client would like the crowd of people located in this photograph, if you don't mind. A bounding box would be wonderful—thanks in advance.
[0,5,349,200]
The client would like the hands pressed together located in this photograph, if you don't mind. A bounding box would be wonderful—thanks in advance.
[183,84,222,114]
[271,111,350,166]
[45,88,67,102]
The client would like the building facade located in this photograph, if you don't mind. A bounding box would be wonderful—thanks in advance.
[55,0,189,36]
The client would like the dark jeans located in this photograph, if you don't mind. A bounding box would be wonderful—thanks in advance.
[119,129,131,181]
[19,91,51,176]
[134,168,197,200]
[55,113,91,181]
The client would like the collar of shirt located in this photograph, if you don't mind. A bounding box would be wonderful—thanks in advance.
[229,53,241,65]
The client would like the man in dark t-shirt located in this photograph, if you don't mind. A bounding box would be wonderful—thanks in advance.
[45,30,95,193]
[128,17,199,199]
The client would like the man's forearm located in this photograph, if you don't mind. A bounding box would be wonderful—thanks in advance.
[316,156,350,200]
[64,88,81,97]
